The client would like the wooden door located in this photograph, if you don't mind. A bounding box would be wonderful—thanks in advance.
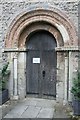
[26,30,57,98]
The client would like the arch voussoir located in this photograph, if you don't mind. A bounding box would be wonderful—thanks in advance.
[5,9,77,48]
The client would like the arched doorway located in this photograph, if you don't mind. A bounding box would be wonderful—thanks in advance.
[4,7,77,102]
[26,30,57,98]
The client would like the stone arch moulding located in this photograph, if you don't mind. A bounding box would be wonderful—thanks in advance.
[5,9,77,48]
[19,22,63,48]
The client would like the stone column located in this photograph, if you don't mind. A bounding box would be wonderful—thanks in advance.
[13,53,18,99]
[7,53,14,98]
[63,53,68,105]
[56,52,65,103]
[18,52,26,99]
[68,51,72,102]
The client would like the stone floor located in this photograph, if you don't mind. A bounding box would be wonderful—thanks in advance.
[3,97,55,118]
[1,97,71,119]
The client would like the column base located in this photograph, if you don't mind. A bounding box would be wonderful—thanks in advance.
[63,100,68,105]
[11,96,19,100]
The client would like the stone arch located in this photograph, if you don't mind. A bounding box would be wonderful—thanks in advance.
[5,8,77,48]
[19,22,63,48]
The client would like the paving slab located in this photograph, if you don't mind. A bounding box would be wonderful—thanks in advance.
[20,98,37,106]
[2,100,18,118]
[37,108,54,118]
[36,99,55,108]
[4,105,28,118]
[21,106,41,118]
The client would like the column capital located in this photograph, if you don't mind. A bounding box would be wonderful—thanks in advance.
[64,52,68,58]
[13,52,18,58]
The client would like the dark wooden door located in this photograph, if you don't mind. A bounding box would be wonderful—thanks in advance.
[41,50,56,97]
[26,31,57,97]
[27,50,40,94]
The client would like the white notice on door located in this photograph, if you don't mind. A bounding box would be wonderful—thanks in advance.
[33,58,40,63]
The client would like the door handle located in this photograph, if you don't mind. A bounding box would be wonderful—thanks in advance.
[42,70,45,78]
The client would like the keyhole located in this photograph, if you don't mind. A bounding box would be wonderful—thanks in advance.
[42,70,45,78]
